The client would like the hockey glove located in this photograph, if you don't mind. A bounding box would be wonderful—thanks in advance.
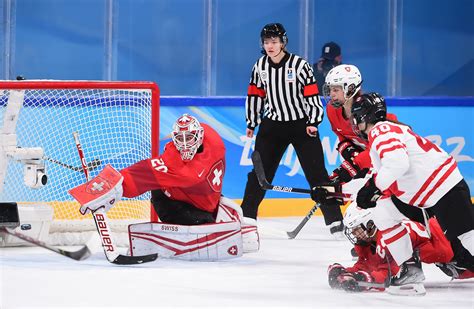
[330,160,361,183]
[311,182,343,204]
[338,140,364,162]
[327,263,347,289]
[337,271,373,292]
[356,177,382,209]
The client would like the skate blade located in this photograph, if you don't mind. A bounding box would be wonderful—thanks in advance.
[387,283,426,296]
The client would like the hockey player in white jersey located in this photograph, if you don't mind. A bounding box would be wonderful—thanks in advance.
[350,92,474,290]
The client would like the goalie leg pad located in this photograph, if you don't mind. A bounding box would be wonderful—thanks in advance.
[242,217,259,253]
[216,196,243,223]
[129,221,243,261]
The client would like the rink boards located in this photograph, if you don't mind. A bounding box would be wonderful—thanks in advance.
[1,96,472,217]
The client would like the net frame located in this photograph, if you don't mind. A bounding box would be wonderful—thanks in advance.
[0,80,160,245]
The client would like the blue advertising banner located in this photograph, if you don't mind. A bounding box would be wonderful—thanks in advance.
[160,97,474,199]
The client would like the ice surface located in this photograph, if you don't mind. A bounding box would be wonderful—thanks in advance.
[1,217,473,309]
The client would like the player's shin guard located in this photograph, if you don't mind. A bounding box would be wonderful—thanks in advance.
[129,221,243,261]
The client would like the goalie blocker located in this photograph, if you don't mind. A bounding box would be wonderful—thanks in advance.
[129,197,259,261]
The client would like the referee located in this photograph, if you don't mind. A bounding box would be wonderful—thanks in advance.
[241,23,344,236]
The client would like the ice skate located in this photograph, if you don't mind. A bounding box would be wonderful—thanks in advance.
[387,253,426,296]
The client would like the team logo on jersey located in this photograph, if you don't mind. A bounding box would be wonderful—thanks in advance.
[286,68,295,82]
[207,160,225,192]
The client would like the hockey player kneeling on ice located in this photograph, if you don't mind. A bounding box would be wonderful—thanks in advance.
[70,114,259,260]
[327,203,462,296]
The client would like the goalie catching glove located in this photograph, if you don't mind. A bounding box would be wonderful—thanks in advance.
[69,165,123,215]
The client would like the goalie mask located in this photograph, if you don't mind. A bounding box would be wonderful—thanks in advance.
[172,114,204,162]
[343,203,377,245]
[323,64,362,108]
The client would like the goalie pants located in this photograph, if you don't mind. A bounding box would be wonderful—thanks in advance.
[241,118,343,225]
[151,190,215,225]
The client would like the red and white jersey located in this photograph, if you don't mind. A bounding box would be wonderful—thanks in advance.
[120,123,226,213]
[368,121,463,207]
[348,218,453,284]
[326,103,397,169]
[327,103,367,148]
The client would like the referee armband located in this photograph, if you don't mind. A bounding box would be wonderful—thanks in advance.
[247,84,266,98]
[303,83,319,97]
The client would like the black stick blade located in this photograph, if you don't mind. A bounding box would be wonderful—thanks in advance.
[111,253,158,265]
[59,245,92,261]
[251,151,270,189]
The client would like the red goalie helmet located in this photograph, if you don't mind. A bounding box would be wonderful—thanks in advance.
[172,114,204,162]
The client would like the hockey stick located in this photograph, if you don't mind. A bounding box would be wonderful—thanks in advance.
[44,156,101,172]
[0,202,91,261]
[250,151,350,199]
[286,203,319,239]
[1,226,91,261]
[250,151,349,239]
[73,132,157,265]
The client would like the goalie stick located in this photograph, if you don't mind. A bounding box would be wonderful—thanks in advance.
[250,151,349,239]
[44,156,101,172]
[72,132,158,265]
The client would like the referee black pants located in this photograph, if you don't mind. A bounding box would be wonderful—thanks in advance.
[241,118,343,225]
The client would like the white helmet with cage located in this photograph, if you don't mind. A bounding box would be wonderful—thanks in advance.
[323,64,363,108]
[172,114,204,162]
[343,202,377,245]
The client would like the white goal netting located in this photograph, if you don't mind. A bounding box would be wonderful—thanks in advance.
[0,81,160,245]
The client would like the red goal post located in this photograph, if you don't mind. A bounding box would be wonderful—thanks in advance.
[0,80,160,245]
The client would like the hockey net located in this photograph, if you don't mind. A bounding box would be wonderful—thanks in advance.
[0,81,159,246]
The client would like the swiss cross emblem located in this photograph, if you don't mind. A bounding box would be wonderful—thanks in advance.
[345,66,351,72]
[207,160,225,192]
[85,177,111,195]
[178,115,191,125]
[227,245,238,256]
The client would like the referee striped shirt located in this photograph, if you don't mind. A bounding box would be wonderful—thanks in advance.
[246,52,324,129]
